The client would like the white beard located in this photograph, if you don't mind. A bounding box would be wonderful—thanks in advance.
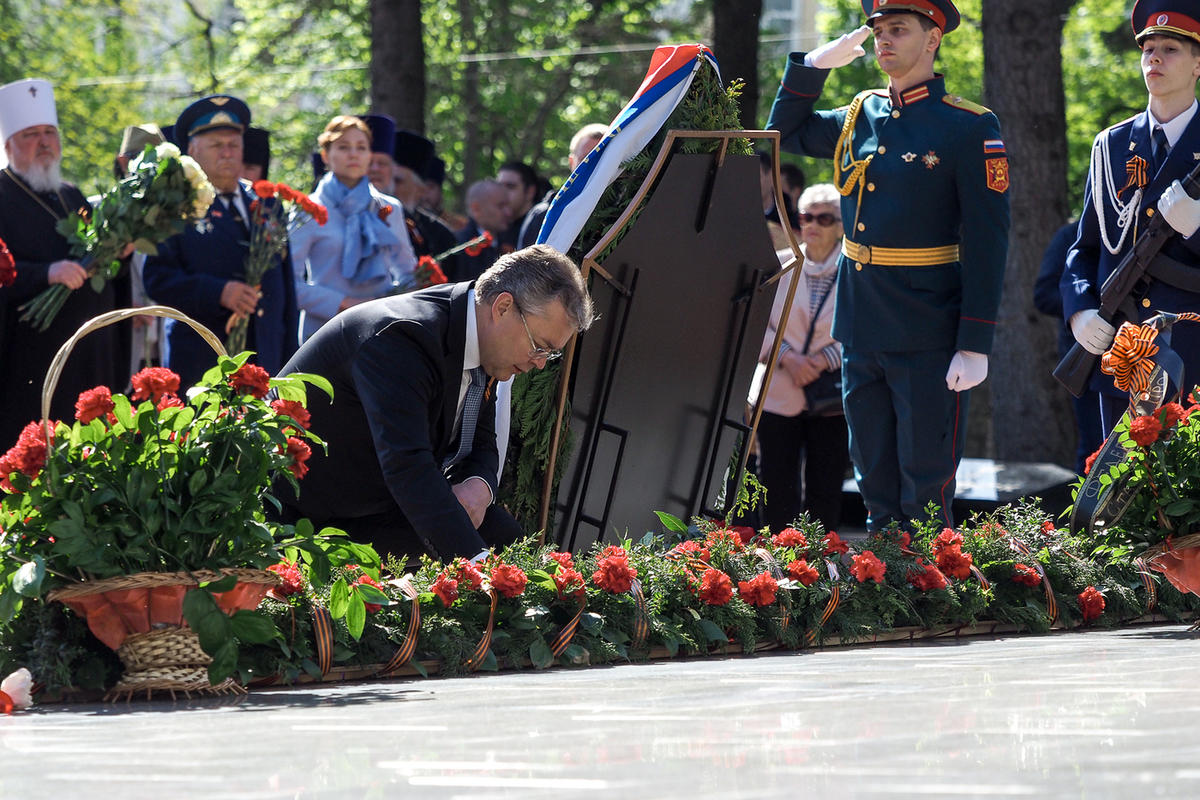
[14,159,63,193]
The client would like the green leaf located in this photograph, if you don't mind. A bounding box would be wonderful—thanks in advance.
[202,574,238,593]
[329,578,350,619]
[183,588,232,654]
[12,557,44,597]
[206,639,239,685]
[697,619,728,643]
[112,394,134,428]
[286,371,334,401]
[1164,499,1195,516]
[561,644,590,665]
[345,593,366,640]
[654,510,689,533]
[230,610,278,644]
[529,638,554,669]
[301,658,324,680]
[187,469,209,495]
[355,583,390,605]
[476,650,499,672]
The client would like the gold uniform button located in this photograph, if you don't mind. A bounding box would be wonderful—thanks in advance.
[1143,298,1152,308]
[857,222,866,231]
[867,182,876,192]
[877,145,887,154]
[855,262,863,271]
[1147,208,1156,216]
[891,110,900,118]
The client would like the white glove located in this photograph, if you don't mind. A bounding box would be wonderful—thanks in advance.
[803,26,871,70]
[1069,309,1116,355]
[1157,179,1200,238]
[945,350,988,392]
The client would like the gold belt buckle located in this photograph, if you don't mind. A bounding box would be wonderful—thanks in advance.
[860,244,871,265]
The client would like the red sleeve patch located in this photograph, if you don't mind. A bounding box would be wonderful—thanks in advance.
[985,157,1010,193]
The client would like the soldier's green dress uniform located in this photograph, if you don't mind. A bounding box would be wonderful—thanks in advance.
[767,0,1010,529]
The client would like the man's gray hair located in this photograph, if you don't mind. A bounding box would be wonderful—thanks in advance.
[476,244,594,332]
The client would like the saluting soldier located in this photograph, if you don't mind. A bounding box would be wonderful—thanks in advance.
[766,0,1010,531]
[1063,1,1200,433]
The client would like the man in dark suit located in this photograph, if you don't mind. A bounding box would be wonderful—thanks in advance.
[276,244,593,561]
[144,95,299,388]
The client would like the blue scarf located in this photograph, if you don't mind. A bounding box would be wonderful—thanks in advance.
[317,173,402,280]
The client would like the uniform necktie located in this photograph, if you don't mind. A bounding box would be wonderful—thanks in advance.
[1152,126,1170,173]
[444,367,487,469]
[221,192,249,234]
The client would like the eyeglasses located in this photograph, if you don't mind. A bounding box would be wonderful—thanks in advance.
[799,212,841,228]
[517,308,563,362]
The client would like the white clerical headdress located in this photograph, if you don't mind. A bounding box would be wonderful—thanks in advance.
[0,79,58,168]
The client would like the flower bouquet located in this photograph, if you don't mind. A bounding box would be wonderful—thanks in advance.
[18,143,215,332]
[227,180,327,354]
[0,307,346,698]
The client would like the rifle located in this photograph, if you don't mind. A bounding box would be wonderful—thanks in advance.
[1053,160,1200,398]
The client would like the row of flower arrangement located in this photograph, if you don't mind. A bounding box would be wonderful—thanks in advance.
[2,355,1196,703]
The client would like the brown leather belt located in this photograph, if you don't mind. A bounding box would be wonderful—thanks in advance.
[842,238,960,266]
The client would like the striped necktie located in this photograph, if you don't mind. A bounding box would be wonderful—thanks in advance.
[444,367,487,469]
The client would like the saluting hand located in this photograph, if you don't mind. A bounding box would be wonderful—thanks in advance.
[805,26,871,70]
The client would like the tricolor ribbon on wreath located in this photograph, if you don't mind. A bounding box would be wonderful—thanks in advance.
[1069,311,1200,536]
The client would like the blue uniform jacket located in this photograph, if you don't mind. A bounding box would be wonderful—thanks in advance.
[767,57,1011,354]
[1062,110,1200,396]
[143,180,299,386]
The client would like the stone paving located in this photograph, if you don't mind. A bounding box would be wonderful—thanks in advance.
[3,624,1199,799]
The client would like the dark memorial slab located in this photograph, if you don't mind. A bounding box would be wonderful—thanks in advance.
[550,141,789,551]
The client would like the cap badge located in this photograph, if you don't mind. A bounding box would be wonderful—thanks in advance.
[1158,14,1169,24]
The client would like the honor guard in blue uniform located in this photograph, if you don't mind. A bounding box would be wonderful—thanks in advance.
[143,95,299,388]
[1063,1,1200,433]
[767,0,1011,530]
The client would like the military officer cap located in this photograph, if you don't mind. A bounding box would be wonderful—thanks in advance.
[243,126,270,177]
[393,129,434,174]
[358,114,396,156]
[861,0,960,33]
[1133,0,1200,44]
[423,155,446,185]
[175,94,250,147]
[118,123,165,158]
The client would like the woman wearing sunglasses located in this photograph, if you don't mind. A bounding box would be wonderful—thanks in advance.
[750,183,850,533]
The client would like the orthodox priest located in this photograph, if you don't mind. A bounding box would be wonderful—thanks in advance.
[0,78,129,448]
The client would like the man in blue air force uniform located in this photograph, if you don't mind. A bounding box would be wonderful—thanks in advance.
[1063,1,1200,433]
[766,0,1010,531]
[143,95,298,388]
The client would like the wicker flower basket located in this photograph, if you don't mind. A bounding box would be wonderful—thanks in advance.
[37,306,278,699]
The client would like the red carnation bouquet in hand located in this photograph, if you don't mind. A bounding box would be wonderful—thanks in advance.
[226,180,327,354]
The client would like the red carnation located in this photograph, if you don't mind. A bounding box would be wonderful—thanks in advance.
[378,204,393,221]
[463,231,493,257]
[353,573,385,613]
[935,544,974,580]
[823,530,850,555]
[285,436,311,479]
[668,539,708,561]
[275,183,299,202]
[699,568,733,605]
[1041,520,1056,535]
[1129,414,1163,447]
[591,546,638,593]
[705,528,741,553]
[1012,563,1042,587]
[788,558,820,586]
[252,180,277,199]
[489,561,528,598]
[1078,585,1105,622]
[156,393,184,411]
[553,565,585,597]
[2,421,52,482]
[738,572,779,606]
[896,530,912,548]
[772,527,808,549]
[932,528,963,556]
[0,236,15,287]
[908,559,948,591]
[1161,402,1187,428]
[229,363,271,398]
[449,559,485,592]
[546,550,576,571]
[416,255,448,287]
[431,573,459,607]
[75,386,114,424]
[267,559,305,599]
[851,550,886,583]
[271,398,312,430]
[131,366,181,403]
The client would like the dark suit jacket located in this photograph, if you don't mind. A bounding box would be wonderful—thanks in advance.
[278,281,496,558]
[143,180,298,387]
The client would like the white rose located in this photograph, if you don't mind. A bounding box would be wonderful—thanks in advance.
[1,667,33,710]
[155,142,181,161]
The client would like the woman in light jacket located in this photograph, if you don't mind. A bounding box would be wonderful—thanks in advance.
[749,183,849,533]
[291,115,416,342]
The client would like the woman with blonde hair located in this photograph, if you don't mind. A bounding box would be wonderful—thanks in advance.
[291,115,416,341]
